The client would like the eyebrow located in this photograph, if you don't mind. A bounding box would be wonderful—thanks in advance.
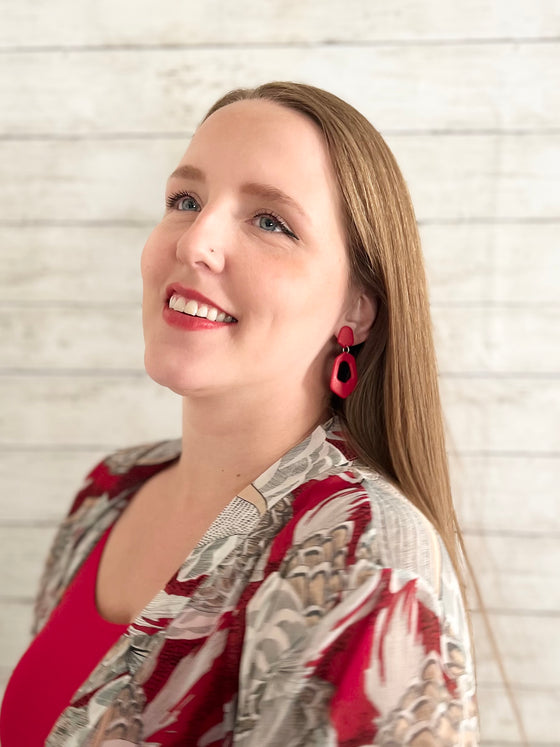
[240,183,308,220]
[168,164,205,182]
[168,165,308,220]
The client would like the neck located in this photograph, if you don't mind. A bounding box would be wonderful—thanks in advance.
[170,385,329,506]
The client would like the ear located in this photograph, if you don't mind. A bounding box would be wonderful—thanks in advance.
[339,289,377,345]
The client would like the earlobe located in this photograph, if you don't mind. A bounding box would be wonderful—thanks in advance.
[343,292,377,345]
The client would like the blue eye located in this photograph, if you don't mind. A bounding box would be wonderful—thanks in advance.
[258,215,281,232]
[254,212,298,240]
[166,191,200,212]
[178,196,199,211]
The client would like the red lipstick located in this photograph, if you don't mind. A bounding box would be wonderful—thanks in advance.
[163,283,237,331]
[165,284,234,317]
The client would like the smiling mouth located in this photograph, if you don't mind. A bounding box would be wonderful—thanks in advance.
[168,294,237,323]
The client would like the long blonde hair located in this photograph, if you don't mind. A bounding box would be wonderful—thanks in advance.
[203,82,534,743]
[204,81,464,586]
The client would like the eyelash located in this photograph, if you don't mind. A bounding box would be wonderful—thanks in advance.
[165,190,299,241]
[165,190,197,211]
[253,210,299,240]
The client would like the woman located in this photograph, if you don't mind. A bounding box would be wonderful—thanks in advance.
[0,82,478,745]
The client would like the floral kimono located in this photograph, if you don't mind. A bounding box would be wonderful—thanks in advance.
[32,419,478,745]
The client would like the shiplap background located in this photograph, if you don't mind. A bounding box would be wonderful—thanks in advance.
[0,1,559,744]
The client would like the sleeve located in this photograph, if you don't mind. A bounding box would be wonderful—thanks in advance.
[30,455,116,636]
[31,440,175,636]
[233,537,478,746]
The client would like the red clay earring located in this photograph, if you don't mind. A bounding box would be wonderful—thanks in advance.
[330,326,358,398]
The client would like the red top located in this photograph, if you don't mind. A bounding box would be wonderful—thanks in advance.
[0,525,128,746]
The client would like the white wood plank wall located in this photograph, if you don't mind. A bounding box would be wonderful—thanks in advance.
[1,1,559,743]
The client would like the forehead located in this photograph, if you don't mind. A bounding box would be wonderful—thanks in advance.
[183,99,337,191]
[196,98,323,149]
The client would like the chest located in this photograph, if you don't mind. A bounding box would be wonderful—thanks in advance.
[95,472,232,625]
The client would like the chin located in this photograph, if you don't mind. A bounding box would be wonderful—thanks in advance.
[143,352,215,398]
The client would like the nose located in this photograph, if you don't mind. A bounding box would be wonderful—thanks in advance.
[175,209,227,273]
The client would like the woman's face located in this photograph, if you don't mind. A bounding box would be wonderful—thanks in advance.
[141,99,364,403]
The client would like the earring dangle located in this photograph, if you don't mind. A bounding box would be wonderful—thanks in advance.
[329,326,358,398]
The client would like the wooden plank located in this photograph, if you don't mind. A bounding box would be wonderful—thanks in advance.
[1,526,556,615]
[387,134,560,222]
[0,450,107,523]
[465,535,560,613]
[0,225,146,305]
[439,376,560,453]
[0,139,180,225]
[0,450,558,532]
[433,305,560,373]
[0,527,55,601]
[1,44,559,134]
[0,136,558,225]
[0,375,558,452]
[0,307,144,370]
[1,0,557,47]
[0,375,180,447]
[0,224,557,306]
[0,603,33,669]
[0,445,560,537]
[451,454,560,534]
[472,612,560,688]
[477,683,560,744]
[2,451,556,531]
[1,304,558,374]
[421,222,560,305]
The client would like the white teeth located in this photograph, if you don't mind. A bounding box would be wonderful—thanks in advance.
[168,294,235,323]
[184,299,199,316]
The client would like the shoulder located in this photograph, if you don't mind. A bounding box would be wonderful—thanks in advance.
[356,466,446,592]
[286,456,473,657]
[32,439,180,634]
[291,459,445,593]
[68,439,182,516]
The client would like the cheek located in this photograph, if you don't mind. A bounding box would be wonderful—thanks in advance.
[140,229,167,284]
[296,260,350,317]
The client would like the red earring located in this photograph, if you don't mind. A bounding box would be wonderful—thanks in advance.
[330,326,358,398]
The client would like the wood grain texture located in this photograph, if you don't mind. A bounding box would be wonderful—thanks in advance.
[1,524,557,617]
[439,376,560,453]
[1,223,558,305]
[0,307,145,370]
[466,534,560,613]
[1,0,558,47]
[0,376,180,447]
[2,304,557,373]
[2,451,557,531]
[451,455,560,534]
[0,226,145,304]
[1,44,558,134]
[0,603,33,670]
[1,135,559,225]
[0,3,558,742]
[0,375,558,451]
[433,306,560,373]
[476,684,560,743]
[473,612,560,688]
[421,223,560,305]
[0,450,107,523]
